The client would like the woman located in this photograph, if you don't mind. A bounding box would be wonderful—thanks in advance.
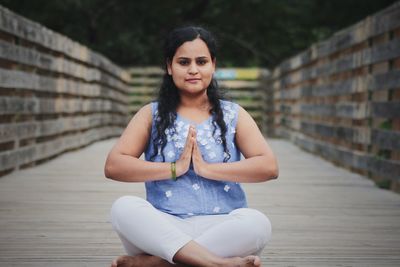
[105,26,278,267]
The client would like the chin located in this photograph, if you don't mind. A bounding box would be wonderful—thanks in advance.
[181,88,207,95]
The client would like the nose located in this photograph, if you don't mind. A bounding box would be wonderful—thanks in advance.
[188,62,199,74]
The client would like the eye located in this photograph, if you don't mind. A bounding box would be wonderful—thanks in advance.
[197,59,208,65]
[178,59,190,66]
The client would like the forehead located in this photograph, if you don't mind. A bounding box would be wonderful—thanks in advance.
[174,38,211,58]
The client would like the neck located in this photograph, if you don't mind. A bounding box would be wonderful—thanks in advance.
[178,90,210,111]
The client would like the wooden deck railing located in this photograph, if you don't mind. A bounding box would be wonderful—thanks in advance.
[0,6,130,175]
[265,2,400,190]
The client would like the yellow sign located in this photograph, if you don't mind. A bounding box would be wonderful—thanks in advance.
[215,68,260,80]
[235,68,260,80]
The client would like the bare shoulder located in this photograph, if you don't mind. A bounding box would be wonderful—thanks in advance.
[235,104,267,157]
[111,103,153,157]
[124,102,153,130]
[236,104,257,130]
[134,103,153,123]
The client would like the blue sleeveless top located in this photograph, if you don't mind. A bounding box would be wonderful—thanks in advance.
[144,100,247,218]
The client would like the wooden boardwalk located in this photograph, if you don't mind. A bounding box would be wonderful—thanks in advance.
[0,138,399,267]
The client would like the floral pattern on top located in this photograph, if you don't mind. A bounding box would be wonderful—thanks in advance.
[144,100,248,219]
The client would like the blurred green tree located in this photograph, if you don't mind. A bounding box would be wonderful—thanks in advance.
[0,0,396,67]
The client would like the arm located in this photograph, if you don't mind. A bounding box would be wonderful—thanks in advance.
[104,103,195,182]
[104,104,170,182]
[193,105,279,183]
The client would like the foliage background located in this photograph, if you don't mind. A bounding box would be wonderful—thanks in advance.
[0,0,397,68]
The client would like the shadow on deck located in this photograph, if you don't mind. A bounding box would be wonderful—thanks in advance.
[0,138,399,266]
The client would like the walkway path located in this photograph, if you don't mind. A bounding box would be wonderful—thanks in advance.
[0,138,399,266]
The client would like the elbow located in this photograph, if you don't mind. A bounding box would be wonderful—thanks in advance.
[104,157,116,180]
[104,164,112,179]
[104,164,112,180]
[269,165,279,180]
[261,161,279,182]
[268,156,279,180]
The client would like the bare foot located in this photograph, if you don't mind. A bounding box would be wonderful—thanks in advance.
[245,255,261,267]
[223,255,261,267]
[111,255,137,267]
[110,254,171,267]
[111,254,261,267]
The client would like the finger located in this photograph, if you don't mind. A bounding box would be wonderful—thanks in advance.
[192,128,198,152]
[192,134,202,158]
[182,126,195,156]
[185,126,192,144]
[183,126,193,149]
[192,126,197,138]
[192,138,198,157]
[190,127,196,151]
[192,131,197,149]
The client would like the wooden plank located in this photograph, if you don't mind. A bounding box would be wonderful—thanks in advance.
[284,69,400,99]
[1,138,400,266]
[127,67,164,76]
[0,39,97,81]
[0,69,128,102]
[129,77,161,86]
[129,86,158,95]
[248,111,262,122]
[300,121,371,144]
[294,133,400,179]
[128,95,154,104]
[0,97,127,115]
[368,38,400,64]
[128,104,144,114]
[236,101,263,109]
[280,88,301,100]
[274,38,400,85]
[0,126,123,171]
[371,129,400,150]
[273,2,400,75]
[0,114,128,143]
[300,103,369,119]
[226,90,263,99]
[0,96,37,114]
[219,80,259,89]
[306,78,357,97]
[368,69,400,91]
[0,6,127,80]
[371,102,400,118]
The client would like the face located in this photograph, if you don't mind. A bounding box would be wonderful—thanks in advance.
[167,38,216,94]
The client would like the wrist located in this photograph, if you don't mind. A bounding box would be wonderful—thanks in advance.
[197,161,210,178]
[174,161,186,177]
[170,162,177,180]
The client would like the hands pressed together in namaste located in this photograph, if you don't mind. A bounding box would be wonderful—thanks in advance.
[175,125,208,178]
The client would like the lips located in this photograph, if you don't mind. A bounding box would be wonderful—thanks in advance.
[185,78,201,84]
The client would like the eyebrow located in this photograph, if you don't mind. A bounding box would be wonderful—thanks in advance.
[176,56,209,60]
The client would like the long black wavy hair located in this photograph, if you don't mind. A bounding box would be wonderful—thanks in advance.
[151,26,230,162]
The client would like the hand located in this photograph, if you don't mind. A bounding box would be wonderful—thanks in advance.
[192,128,208,177]
[175,126,195,176]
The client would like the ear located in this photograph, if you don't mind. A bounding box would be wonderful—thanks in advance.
[166,60,172,75]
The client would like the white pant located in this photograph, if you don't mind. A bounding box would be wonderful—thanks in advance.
[110,196,272,264]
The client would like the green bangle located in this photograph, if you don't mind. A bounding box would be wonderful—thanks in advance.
[171,162,177,181]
